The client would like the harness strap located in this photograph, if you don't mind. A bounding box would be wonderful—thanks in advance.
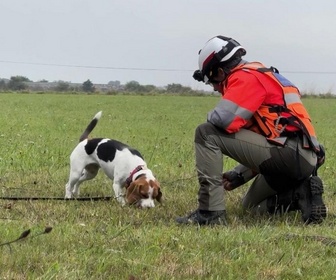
[268,105,287,113]
[254,66,279,74]
[276,112,318,152]
[265,104,319,153]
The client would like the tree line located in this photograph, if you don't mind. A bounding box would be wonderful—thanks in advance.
[0,75,206,94]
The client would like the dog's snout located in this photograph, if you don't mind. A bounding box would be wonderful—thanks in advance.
[139,199,155,208]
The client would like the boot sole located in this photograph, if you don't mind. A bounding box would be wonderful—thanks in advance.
[206,217,228,226]
[307,176,327,224]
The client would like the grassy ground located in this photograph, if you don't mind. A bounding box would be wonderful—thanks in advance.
[0,93,335,279]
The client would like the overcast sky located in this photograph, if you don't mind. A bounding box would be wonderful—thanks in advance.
[1,0,335,93]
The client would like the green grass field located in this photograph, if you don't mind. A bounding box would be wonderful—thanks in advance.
[0,93,335,280]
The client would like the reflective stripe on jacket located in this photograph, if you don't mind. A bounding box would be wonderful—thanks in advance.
[207,61,320,152]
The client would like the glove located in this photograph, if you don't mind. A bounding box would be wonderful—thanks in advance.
[313,144,326,176]
[222,171,245,191]
[316,144,325,169]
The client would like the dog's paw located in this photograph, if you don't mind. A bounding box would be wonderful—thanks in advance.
[64,193,73,199]
[117,196,126,206]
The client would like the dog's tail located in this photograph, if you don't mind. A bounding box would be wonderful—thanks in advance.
[79,111,102,142]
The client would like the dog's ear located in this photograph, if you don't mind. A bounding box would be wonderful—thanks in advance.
[126,179,148,205]
[150,180,163,203]
[126,182,141,205]
[156,188,163,203]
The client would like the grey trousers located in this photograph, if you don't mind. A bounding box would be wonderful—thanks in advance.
[194,122,317,212]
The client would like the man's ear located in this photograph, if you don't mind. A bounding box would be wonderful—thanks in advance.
[222,66,233,78]
[217,67,228,78]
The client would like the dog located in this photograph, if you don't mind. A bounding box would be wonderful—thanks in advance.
[65,111,162,208]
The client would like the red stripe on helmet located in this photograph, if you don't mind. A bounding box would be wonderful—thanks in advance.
[202,51,215,70]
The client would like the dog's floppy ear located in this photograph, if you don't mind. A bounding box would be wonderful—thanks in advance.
[150,180,163,203]
[125,182,142,205]
[156,188,163,203]
[126,178,149,205]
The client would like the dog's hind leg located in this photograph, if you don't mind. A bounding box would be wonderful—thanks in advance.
[65,164,99,198]
[72,165,99,197]
[65,169,83,198]
[65,175,80,198]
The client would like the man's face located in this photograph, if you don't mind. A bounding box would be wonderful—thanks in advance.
[208,67,225,94]
[209,82,223,94]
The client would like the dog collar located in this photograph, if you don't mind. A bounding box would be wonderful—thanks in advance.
[125,165,145,188]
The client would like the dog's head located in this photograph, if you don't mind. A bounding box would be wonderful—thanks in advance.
[126,176,162,208]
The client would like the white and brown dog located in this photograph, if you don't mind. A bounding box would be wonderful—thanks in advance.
[65,111,162,208]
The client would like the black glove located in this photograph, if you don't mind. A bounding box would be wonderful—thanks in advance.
[192,70,204,82]
[317,144,325,169]
[222,171,245,191]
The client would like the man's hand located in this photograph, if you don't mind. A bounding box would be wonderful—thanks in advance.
[222,171,245,191]
[317,144,325,169]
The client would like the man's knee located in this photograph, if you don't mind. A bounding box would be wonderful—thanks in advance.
[195,122,220,144]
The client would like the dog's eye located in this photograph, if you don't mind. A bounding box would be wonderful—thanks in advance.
[141,193,149,199]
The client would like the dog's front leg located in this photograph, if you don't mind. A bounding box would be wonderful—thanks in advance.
[113,182,126,206]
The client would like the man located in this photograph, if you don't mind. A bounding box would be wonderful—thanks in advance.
[176,35,326,226]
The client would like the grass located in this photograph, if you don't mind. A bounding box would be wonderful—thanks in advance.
[0,93,335,280]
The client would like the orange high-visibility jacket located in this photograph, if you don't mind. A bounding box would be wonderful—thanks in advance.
[207,61,320,152]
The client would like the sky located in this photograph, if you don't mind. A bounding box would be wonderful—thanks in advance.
[0,0,336,94]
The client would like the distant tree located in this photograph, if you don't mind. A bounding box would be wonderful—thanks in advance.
[123,81,157,93]
[82,79,95,93]
[107,80,121,88]
[0,79,7,90]
[124,80,142,92]
[166,83,192,93]
[7,76,30,90]
[55,81,70,92]
[14,75,30,82]
[38,79,49,83]
[143,84,156,92]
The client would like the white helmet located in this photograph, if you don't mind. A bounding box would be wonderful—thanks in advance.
[198,35,246,83]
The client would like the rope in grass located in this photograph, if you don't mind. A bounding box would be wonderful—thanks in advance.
[0,175,197,202]
[0,196,114,201]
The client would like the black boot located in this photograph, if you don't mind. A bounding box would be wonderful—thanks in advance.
[295,176,327,224]
[267,190,299,215]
